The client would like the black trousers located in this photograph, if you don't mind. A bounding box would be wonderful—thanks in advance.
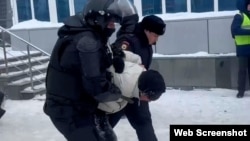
[237,57,250,94]
[0,91,4,105]
[109,100,157,141]
[0,91,5,118]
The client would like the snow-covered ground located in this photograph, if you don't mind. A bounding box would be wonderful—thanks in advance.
[0,88,249,141]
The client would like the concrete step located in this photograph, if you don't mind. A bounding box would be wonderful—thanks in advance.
[0,56,49,73]
[5,74,46,100]
[0,51,43,65]
[20,83,46,100]
[0,63,48,83]
[0,45,49,100]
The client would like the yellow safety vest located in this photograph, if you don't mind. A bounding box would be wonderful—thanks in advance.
[235,13,250,46]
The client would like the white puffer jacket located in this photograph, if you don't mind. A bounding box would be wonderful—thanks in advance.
[98,51,145,113]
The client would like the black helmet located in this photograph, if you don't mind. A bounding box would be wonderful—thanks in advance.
[83,0,137,29]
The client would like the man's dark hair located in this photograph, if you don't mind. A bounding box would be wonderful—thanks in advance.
[138,70,166,100]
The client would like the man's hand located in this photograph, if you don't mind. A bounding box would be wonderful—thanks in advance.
[111,44,125,58]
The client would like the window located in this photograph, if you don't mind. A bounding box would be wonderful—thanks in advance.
[34,0,50,21]
[74,0,134,14]
[74,0,88,13]
[166,0,187,13]
[218,0,237,11]
[142,0,162,16]
[191,0,214,12]
[17,0,32,22]
[56,0,70,22]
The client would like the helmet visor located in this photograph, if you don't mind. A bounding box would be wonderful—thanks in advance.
[107,0,137,20]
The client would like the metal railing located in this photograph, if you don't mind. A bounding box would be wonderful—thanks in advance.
[0,25,50,90]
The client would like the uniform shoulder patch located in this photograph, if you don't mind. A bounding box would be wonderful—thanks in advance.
[121,44,128,50]
[121,41,130,50]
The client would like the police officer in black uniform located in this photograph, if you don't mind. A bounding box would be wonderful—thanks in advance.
[43,0,136,141]
[109,14,166,141]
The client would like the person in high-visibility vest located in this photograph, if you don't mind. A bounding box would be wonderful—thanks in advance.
[231,0,250,98]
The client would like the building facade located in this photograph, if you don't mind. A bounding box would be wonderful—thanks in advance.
[1,0,237,26]
[0,0,12,28]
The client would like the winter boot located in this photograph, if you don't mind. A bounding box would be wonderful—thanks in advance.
[0,91,4,104]
[0,108,5,119]
[0,91,5,119]
[94,114,106,141]
[94,112,117,141]
[102,115,117,141]
[236,91,244,98]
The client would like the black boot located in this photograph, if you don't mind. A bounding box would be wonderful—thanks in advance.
[0,108,5,119]
[94,114,106,141]
[94,112,117,141]
[102,115,117,141]
[0,91,4,104]
[236,91,244,98]
[0,91,5,119]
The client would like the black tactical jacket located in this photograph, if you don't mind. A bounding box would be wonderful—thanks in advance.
[44,14,121,118]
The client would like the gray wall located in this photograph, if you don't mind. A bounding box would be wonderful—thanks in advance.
[208,17,236,54]
[150,56,240,89]
[10,28,58,54]
[156,16,235,55]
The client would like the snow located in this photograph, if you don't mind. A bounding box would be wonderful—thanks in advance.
[0,48,40,59]
[0,88,250,141]
[10,19,63,30]
[153,51,236,58]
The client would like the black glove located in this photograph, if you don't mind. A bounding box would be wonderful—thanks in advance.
[94,112,117,141]
[111,43,125,73]
[113,57,125,73]
[111,43,125,58]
